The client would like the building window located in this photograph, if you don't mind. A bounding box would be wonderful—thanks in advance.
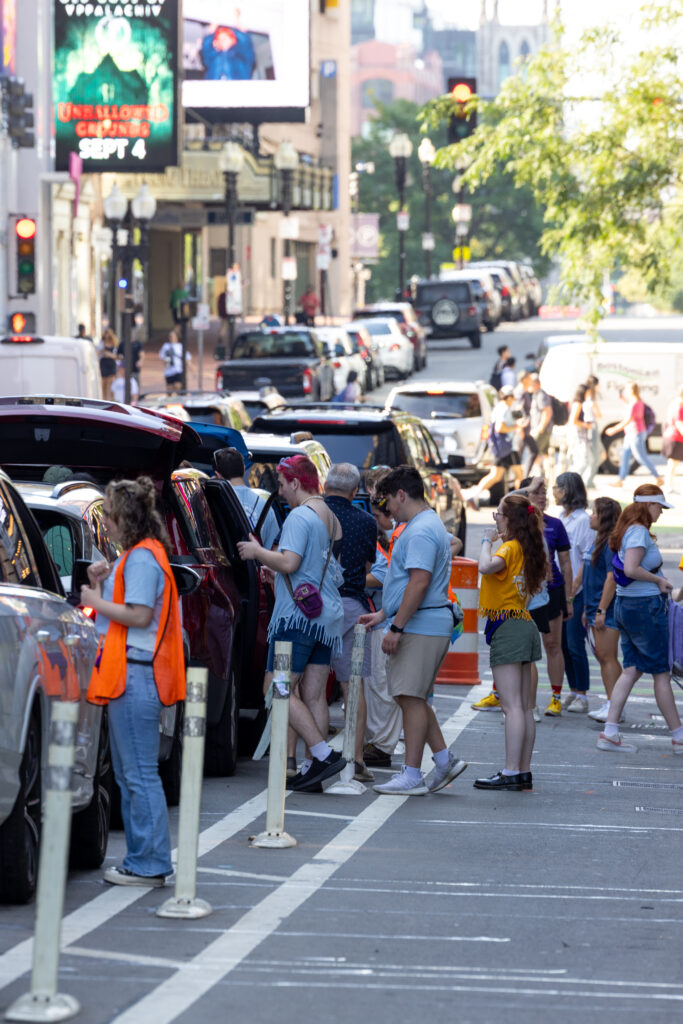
[520,39,531,60]
[270,238,276,278]
[361,78,394,109]
[498,41,511,89]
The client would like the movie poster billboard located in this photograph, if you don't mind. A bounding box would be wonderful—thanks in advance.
[1,0,16,74]
[182,0,309,120]
[53,1,178,173]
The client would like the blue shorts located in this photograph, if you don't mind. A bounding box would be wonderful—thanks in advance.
[615,594,670,675]
[266,625,333,675]
[585,606,616,631]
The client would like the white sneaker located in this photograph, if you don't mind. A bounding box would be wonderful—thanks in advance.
[597,732,636,753]
[532,706,541,723]
[562,692,577,710]
[104,865,167,887]
[424,754,468,793]
[588,701,610,722]
[373,766,428,795]
[672,739,683,756]
[567,696,589,714]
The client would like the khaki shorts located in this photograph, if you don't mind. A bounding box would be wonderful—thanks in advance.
[489,616,542,668]
[387,632,450,700]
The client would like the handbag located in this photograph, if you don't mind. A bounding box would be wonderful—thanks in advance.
[283,510,334,620]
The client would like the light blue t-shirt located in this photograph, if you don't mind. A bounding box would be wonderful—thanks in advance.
[97,547,165,657]
[617,524,663,597]
[367,547,388,618]
[270,505,344,654]
[232,484,279,551]
[382,508,452,637]
[528,536,550,610]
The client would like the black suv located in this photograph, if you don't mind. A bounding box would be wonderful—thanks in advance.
[412,279,482,347]
[249,405,467,546]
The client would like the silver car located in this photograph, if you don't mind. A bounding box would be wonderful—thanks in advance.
[0,469,105,904]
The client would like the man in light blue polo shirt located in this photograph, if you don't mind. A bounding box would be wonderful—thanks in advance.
[358,466,467,796]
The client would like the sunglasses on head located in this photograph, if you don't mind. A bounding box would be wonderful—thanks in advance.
[371,496,389,512]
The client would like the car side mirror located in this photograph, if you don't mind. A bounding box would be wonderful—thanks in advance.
[72,558,93,593]
[170,563,201,596]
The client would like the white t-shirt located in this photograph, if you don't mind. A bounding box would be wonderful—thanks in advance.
[111,376,139,404]
[159,340,190,377]
[560,508,594,593]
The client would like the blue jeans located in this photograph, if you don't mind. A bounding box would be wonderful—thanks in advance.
[561,589,590,692]
[108,662,172,877]
[619,430,658,481]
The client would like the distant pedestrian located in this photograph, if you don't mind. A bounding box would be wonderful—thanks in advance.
[98,329,118,399]
[662,385,683,493]
[110,361,139,405]
[117,337,145,386]
[298,284,319,327]
[567,384,592,480]
[237,455,346,792]
[334,369,361,404]
[474,493,549,792]
[582,497,622,723]
[581,376,603,487]
[213,446,279,551]
[606,382,663,486]
[324,463,377,780]
[526,373,553,476]
[75,323,93,342]
[489,344,510,391]
[358,466,467,796]
[159,329,190,393]
[500,356,516,389]
[169,280,189,325]
[598,484,683,754]
[466,386,523,509]
[83,477,184,886]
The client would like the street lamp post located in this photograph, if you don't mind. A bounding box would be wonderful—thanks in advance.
[389,133,413,300]
[102,183,127,339]
[218,142,245,351]
[274,141,299,323]
[418,137,436,279]
[103,183,157,403]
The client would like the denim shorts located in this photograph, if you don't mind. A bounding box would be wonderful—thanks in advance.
[615,594,670,675]
[266,625,333,674]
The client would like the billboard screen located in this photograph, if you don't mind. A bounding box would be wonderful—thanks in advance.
[182,0,309,120]
[1,0,16,74]
[53,1,178,173]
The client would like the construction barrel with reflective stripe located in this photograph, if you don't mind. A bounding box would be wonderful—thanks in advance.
[438,557,480,686]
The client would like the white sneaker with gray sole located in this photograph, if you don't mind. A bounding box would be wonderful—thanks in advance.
[373,767,428,795]
[425,754,468,793]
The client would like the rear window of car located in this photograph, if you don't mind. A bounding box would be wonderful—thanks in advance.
[415,282,470,304]
[359,321,393,336]
[232,332,316,359]
[284,424,401,470]
[390,391,482,419]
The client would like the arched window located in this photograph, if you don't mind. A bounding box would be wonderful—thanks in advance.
[361,78,394,109]
[520,39,531,60]
[498,41,510,88]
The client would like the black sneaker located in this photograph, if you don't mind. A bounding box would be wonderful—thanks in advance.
[290,751,346,792]
[518,772,533,790]
[363,743,391,767]
[473,770,523,792]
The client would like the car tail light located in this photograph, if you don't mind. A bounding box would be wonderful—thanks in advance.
[390,344,401,351]
[467,306,476,316]
[480,425,489,441]
[80,605,96,620]
[501,286,510,297]
[302,369,313,394]
[215,369,224,390]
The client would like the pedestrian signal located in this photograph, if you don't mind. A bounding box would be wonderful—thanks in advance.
[447,77,477,145]
[15,217,36,295]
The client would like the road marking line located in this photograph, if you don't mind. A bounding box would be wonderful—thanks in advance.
[196,867,287,883]
[418,818,681,832]
[283,809,356,821]
[105,699,479,1024]
[66,947,184,971]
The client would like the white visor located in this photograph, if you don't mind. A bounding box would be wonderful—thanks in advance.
[634,494,673,509]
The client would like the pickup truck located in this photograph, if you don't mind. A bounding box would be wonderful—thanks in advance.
[215,327,333,400]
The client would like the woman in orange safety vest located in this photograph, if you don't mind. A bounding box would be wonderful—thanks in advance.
[82,477,184,887]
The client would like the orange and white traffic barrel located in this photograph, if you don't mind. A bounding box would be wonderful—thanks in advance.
[437,557,480,686]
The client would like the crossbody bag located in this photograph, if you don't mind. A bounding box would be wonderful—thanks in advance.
[283,506,334,620]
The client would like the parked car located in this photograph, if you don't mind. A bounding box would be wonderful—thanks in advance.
[344,322,385,391]
[384,380,498,484]
[244,431,332,494]
[0,468,107,903]
[215,326,333,400]
[139,390,252,431]
[0,332,102,398]
[468,264,520,322]
[439,269,502,332]
[315,327,367,396]
[521,264,543,315]
[350,317,413,379]
[353,302,428,371]
[471,261,527,319]
[0,396,269,776]
[411,279,482,347]
[225,386,287,421]
[250,406,467,546]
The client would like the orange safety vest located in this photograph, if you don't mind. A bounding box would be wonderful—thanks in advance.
[87,538,185,707]
[387,522,406,562]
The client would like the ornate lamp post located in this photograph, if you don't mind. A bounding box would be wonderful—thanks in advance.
[218,142,245,349]
[102,183,127,339]
[388,132,413,299]
[274,141,299,323]
[417,137,436,279]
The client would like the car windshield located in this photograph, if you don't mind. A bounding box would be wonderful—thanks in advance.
[232,332,315,358]
[390,392,481,419]
[415,282,470,303]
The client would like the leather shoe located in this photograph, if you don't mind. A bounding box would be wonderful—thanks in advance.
[363,743,391,767]
[473,770,523,791]
[518,772,533,790]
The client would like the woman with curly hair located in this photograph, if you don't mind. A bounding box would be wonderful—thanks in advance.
[474,493,550,791]
[582,497,622,723]
[598,483,683,753]
[82,478,184,886]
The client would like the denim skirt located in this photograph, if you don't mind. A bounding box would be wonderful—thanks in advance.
[614,593,670,675]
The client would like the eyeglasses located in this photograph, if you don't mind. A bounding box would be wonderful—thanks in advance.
[493,511,506,519]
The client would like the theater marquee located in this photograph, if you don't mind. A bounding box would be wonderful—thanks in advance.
[53,1,178,173]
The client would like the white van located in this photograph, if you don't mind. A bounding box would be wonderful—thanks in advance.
[0,333,102,399]
[539,340,683,468]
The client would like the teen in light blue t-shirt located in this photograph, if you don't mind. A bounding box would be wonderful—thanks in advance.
[617,524,663,597]
[382,508,452,637]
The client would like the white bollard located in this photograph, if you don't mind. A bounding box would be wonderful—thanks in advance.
[157,668,212,919]
[327,624,367,795]
[251,641,296,848]
[5,702,81,1023]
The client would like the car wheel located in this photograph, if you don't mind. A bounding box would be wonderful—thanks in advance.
[469,331,482,349]
[205,662,239,777]
[70,710,113,869]
[159,704,183,807]
[0,707,41,904]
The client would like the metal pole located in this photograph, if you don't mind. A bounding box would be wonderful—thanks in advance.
[281,169,293,324]
[5,702,81,1023]
[423,164,432,280]
[395,155,407,300]
[327,625,367,795]
[251,641,296,848]
[197,329,204,389]
[108,221,119,336]
[225,170,237,351]
[157,668,211,919]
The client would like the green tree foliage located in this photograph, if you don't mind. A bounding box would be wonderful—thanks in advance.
[352,99,548,303]
[421,3,683,332]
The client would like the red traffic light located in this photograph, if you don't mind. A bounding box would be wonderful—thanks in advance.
[11,313,27,332]
[451,82,473,103]
[16,217,36,240]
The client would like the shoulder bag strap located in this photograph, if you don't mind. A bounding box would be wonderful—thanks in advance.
[283,505,334,597]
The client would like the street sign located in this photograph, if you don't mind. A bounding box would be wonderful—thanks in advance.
[192,302,211,332]
[282,257,298,281]
[316,223,332,270]
[421,232,435,251]
[397,211,410,232]
[226,268,243,315]
[279,217,299,240]
[451,203,472,223]
[452,246,471,262]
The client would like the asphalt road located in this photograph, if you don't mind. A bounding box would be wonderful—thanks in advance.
[2,315,683,1023]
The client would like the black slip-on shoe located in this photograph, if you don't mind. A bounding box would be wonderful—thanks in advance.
[518,772,533,790]
[291,751,346,792]
[363,743,391,767]
[473,770,523,792]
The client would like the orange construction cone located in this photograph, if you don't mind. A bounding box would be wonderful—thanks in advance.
[438,557,480,686]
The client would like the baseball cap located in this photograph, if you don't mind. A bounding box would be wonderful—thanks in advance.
[499,385,515,397]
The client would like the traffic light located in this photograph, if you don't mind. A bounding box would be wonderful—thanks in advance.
[0,77,35,148]
[447,77,477,145]
[8,312,36,333]
[15,217,36,295]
